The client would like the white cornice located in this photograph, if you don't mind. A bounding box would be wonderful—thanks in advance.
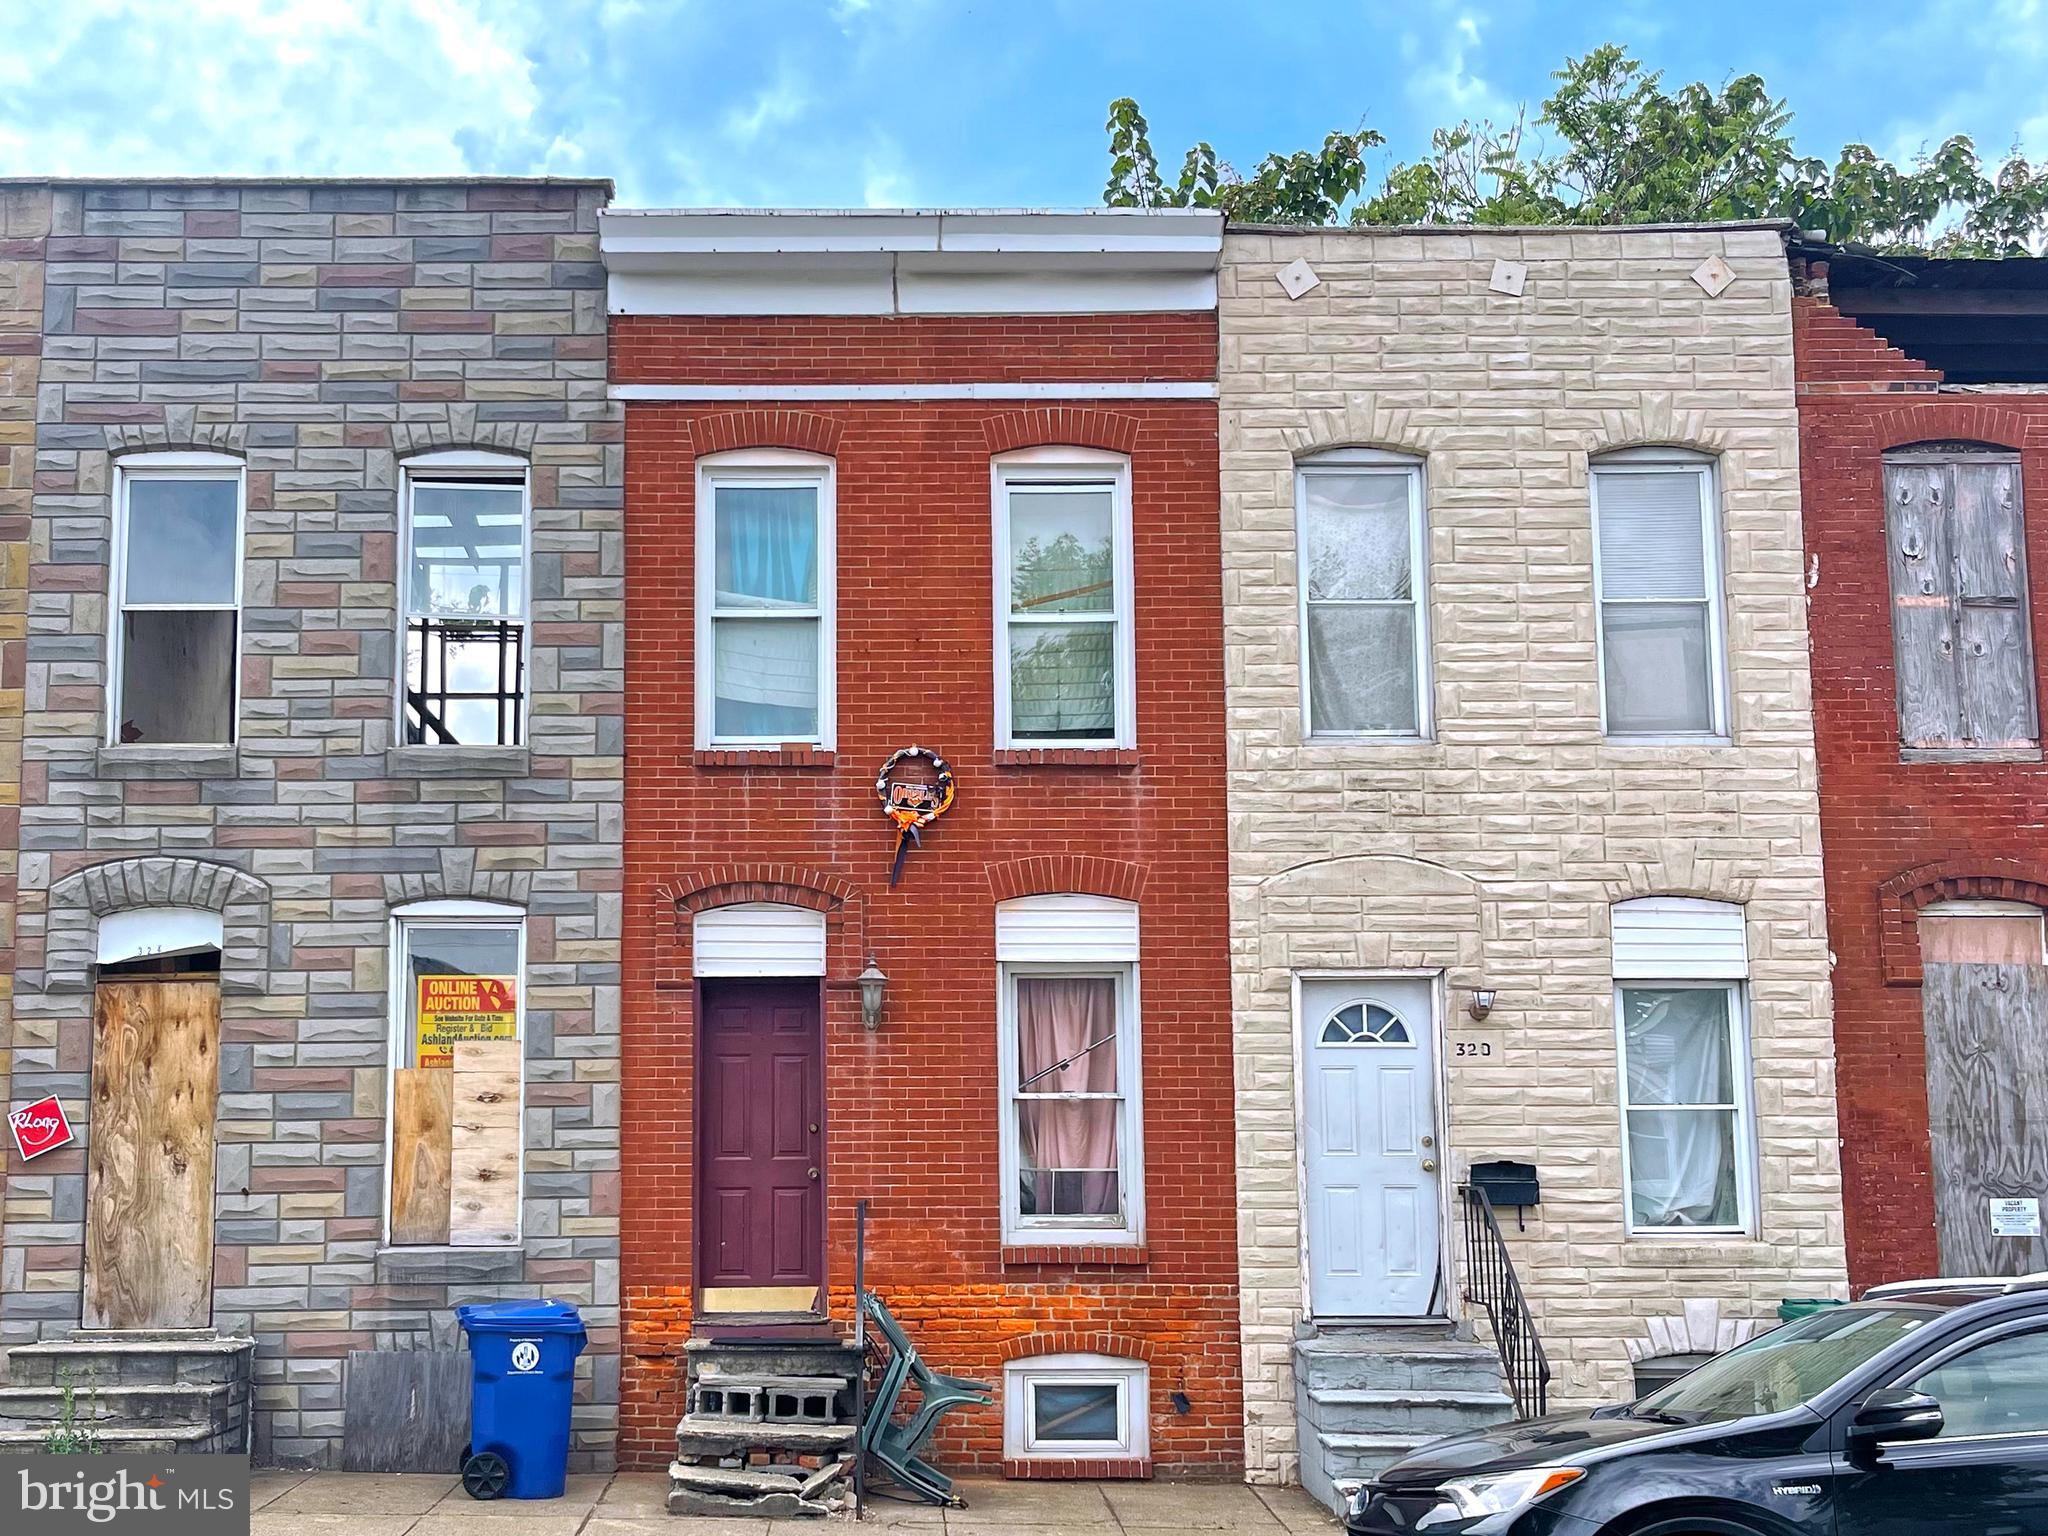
[600,207,1224,317]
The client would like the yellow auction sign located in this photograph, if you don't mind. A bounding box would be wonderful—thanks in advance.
[416,974,518,1066]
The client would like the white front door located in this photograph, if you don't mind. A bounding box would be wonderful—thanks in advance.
[1301,975,1440,1318]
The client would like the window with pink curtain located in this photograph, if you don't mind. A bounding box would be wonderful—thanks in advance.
[1013,975,1123,1222]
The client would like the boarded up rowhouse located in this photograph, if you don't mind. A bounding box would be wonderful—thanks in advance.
[0,179,623,1467]
[605,208,1244,1482]
[1793,243,2048,1289]
[1217,224,1848,1507]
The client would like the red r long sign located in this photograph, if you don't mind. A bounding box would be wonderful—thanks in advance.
[8,1095,74,1160]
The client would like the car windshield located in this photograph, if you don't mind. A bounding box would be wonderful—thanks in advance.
[1633,1305,1939,1422]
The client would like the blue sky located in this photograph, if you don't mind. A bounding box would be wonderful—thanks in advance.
[0,0,2042,207]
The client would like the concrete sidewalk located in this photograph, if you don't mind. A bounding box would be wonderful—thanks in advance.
[250,1471,1339,1536]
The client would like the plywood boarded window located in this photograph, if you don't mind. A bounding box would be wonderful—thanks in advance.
[387,908,523,1247]
[1885,447,2038,751]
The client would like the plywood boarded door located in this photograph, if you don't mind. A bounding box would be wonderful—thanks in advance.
[1924,962,2048,1276]
[83,978,221,1329]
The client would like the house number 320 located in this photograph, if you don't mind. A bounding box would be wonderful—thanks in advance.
[1453,1040,1494,1059]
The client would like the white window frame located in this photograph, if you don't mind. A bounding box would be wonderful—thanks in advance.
[1590,448,1730,741]
[1003,1353,1150,1461]
[397,450,532,749]
[1613,978,1758,1239]
[695,450,836,750]
[992,447,1136,751]
[382,898,527,1249]
[995,913,1144,1246]
[106,451,246,748]
[1295,448,1431,740]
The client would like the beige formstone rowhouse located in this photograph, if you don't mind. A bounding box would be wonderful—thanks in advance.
[1218,223,1846,1487]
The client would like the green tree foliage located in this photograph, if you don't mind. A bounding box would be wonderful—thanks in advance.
[1104,45,2048,253]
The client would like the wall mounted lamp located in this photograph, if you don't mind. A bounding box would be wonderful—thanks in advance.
[1467,989,1497,1023]
[859,956,889,1031]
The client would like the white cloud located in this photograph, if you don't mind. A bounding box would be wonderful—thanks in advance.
[721,65,812,146]
[1402,9,1512,124]
[0,0,560,178]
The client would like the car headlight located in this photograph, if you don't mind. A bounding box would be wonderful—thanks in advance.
[1418,1467,1585,1526]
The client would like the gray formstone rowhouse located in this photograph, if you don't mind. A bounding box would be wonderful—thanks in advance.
[0,178,623,1468]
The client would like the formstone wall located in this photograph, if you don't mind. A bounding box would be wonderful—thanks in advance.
[0,179,623,1469]
[1218,226,1847,1482]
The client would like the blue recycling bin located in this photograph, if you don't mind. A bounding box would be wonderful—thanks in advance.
[456,1299,587,1500]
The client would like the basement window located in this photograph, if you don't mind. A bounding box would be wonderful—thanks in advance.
[109,455,244,746]
[400,454,530,747]
[1003,1354,1149,1461]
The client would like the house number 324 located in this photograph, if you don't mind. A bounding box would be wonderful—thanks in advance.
[1453,1040,1494,1059]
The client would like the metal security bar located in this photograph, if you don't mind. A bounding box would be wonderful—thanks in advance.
[403,618,526,746]
[1459,1182,1552,1419]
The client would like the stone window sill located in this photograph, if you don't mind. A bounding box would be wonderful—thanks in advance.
[385,745,532,777]
[1003,1456,1151,1481]
[375,1244,524,1284]
[992,748,1140,768]
[693,747,836,770]
[1902,745,2043,764]
[96,745,239,780]
[1001,1244,1149,1268]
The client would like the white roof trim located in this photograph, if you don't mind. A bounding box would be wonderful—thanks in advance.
[602,207,1223,317]
[610,381,1216,402]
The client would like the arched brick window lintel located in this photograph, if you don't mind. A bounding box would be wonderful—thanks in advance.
[997,1331,1156,1365]
[984,855,1148,903]
[1870,400,2029,454]
[651,866,865,987]
[981,408,1140,457]
[685,409,843,457]
[1877,861,2048,985]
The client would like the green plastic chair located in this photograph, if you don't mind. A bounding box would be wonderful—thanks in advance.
[860,1290,993,1503]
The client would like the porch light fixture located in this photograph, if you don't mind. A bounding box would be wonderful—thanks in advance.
[1467,989,1497,1022]
[859,956,888,1032]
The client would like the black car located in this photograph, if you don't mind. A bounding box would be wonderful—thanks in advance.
[1347,1278,2048,1535]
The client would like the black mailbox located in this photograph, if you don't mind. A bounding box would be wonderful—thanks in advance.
[1469,1159,1540,1210]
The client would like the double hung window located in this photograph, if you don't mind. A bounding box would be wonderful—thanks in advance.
[698,455,834,748]
[110,456,244,746]
[401,456,530,747]
[995,453,1134,749]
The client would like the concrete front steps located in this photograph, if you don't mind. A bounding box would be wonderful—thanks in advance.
[669,1336,864,1517]
[1294,1326,1515,1513]
[0,1330,253,1455]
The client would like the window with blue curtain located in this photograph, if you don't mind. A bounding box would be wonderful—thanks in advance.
[709,480,824,742]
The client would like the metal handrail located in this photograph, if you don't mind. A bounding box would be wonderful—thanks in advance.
[1458,1182,1551,1419]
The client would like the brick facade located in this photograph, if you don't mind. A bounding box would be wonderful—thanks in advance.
[0,180,624,1468]
[1219,227,1847,1483]
[1794,285,2048,1288]
[616,310,1242,1475]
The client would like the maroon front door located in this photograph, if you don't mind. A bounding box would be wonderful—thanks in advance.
[697,979,825,1300]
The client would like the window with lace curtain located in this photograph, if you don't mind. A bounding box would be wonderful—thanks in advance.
[1612,897,1757,1237]
[995,895,1144,1245]
[696,451,835,750]
[1296,450,1430,737]
[1591,450,1729,738]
